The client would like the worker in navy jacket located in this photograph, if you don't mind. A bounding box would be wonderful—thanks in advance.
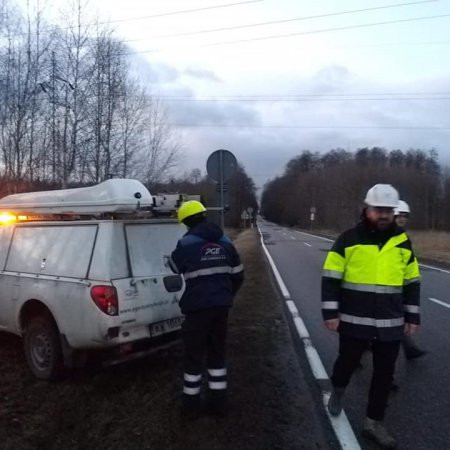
[169,200,244,417]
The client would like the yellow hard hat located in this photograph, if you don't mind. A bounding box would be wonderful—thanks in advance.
[177,200,206,223]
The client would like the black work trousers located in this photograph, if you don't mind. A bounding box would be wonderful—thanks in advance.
[331,334,401,421]
[182,306,229,398]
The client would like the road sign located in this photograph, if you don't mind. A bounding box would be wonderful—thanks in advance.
[241,210,249,220]
[206,150,238,183]
[310,213,315,221]
[247,207,254,215]
[310,206,317,214]
[207,149,238,229]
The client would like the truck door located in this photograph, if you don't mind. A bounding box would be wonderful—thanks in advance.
[112,222,185,336]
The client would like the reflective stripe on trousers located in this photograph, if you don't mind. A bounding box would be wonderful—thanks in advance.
[208,367,227,390]
[183,372,202,396]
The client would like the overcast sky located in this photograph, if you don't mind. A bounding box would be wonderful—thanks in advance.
[19,0,450,189]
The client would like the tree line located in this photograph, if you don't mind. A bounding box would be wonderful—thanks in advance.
[261,148,449,231]
[0,0,179,196]
[152,166,259,228]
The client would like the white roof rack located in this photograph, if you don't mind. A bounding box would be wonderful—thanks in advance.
[0,179,153,215]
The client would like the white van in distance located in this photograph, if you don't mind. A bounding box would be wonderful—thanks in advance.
[0,179,185,379]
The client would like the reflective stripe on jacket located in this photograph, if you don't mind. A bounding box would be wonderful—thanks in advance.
[170,222,244,313]
[321,221,420,341]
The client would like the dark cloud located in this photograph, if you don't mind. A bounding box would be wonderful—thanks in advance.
[150,62,450,189]
[168,98,261,127]
[183,66,221,83]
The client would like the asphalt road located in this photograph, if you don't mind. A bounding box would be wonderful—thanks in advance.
[259,219,450,450]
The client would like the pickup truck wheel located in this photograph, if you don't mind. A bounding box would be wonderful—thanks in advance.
[24,315,64,380]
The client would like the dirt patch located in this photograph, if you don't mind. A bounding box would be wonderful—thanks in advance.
[0,229,329,450]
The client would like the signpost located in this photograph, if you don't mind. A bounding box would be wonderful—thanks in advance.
[247,207,254,228]
[310,206,316,230]
[206,150,237,228]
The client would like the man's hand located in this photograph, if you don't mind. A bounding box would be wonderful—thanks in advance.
[404,323,419,336]
[325,319,339,332]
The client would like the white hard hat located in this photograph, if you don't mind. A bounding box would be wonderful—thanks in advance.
[364,184,399,208]
[394,200,410,215]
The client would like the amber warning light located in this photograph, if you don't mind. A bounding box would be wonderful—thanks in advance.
[0,213,29,224]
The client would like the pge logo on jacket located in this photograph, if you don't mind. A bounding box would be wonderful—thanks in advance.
[201,243,226,262]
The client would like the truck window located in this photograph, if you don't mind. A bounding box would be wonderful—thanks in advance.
[125,223,184,277]
[0,226,13,270]
[6,225,97,278]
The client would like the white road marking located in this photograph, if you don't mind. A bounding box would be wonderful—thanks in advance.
[323,393,362,450]
[304,242,312,247]
[293,316,310,339]
[259,230,291,300]
[420,263,450,275]
[295,230,334,242]
[286,300,299,316]
[304,340,329,380]
[258,224,360,450]
[290,236,296,240]
[429,297,450,309]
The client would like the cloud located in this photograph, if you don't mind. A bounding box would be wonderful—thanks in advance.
[168,100,260,127]
[146,62,450,189]
[151,62,180,83]
[311,65,355,93]
[183,66,221,83]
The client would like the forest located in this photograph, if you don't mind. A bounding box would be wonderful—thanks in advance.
[261,148,448,231]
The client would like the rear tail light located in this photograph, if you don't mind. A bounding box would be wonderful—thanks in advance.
[90,285,119,316]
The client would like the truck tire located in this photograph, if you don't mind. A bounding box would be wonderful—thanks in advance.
[24,315,64,380]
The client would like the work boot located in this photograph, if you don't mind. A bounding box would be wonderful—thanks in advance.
[328,388,345,416]
[405,347,427,360]
[363,417,398,449]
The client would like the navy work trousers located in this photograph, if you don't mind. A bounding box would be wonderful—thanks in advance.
[331,333,401,421]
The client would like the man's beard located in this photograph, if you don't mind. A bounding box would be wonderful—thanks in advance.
[376,218,391,230]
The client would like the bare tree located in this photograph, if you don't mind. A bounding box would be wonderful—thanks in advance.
[0,0,183,191]
[132,98,181,185]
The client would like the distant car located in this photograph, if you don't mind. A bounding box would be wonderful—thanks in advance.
[0,179,185,380]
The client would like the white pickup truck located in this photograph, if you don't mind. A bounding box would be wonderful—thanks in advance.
[0,179,185,379]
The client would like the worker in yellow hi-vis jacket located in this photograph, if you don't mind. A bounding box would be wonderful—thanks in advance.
[322,184,420,450]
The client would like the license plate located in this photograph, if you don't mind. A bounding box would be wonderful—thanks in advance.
[149,316,184,337]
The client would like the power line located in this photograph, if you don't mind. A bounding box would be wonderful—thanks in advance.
[93,0,263,26]
[122,11,450,55]
[122,0,437,42]
[334,39,450,48]
[158,91,450,98]
[7,0,263,37]
[160,97,450,102]
[167,123,450,130]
